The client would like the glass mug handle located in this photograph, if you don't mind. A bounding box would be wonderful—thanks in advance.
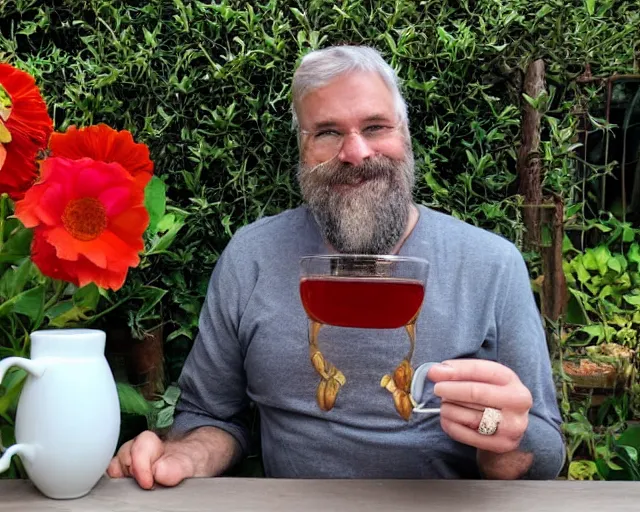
[410,362,441,414]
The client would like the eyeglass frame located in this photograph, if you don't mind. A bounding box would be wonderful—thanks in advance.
[298,119,405,155]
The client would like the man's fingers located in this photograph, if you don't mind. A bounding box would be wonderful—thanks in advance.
[434,381,532,411]
[440,404,529,446]
[107,440,133,479]
[107,457,125,478]
[440,402,483,430]
[440,418,522,454]
[428,359,515,385]
[441,398,485,411]
[129,431,165,490]
[153,453,196,488]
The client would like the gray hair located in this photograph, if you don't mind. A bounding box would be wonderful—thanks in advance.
[291,45,409,131]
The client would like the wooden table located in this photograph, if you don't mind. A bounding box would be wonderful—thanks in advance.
[1,477,639,511]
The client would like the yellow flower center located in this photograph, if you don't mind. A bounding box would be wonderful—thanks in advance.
[62,197,107,241]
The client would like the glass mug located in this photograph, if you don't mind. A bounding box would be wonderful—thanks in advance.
[299,254,440,420]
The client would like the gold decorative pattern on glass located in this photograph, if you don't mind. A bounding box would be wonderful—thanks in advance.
[300,255,428,420]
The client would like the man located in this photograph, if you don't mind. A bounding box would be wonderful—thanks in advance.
[108,45,565,488]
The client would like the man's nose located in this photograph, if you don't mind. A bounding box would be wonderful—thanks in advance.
[338,133,374,166]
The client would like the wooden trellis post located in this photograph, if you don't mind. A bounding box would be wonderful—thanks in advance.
[517,59,545,249]
[517,59,567,322]
[540,194,567,322]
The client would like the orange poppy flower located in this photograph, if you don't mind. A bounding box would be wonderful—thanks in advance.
[15,156,150,291]
[48,124,153,189]
[0,63,53,199]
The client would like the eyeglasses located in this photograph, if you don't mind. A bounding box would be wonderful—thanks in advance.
[300,123,402,162]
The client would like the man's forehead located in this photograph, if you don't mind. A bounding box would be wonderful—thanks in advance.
[297,72,396,128]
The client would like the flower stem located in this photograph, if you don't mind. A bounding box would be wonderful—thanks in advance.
[43,281,65,312]
[84,294,133,325]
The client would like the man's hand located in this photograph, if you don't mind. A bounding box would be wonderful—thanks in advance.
[107,431,195,489]
[428,360,532,456]
[107,427,240,489]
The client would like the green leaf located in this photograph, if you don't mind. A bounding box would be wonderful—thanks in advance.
[144,176,167,234]
[73,283,100,311]
[568,460,598,480]
[156,213,176,232]
[13,286,45,323]
[145,215,185,255]
[619,445,638,464]
[590,223,612,233]
[47,302,89,327]
[595,458,610,480]
[623,294,640,306]
[622,226,636,243]
[465,149,478,168]
[535,4,553,19]
[155,405,175,429]
[0,370,26,415]
[585,0,596,16]
[615,255,628,273]
[116,382,150,415]
[0,286,44,322]
[522,93,538,109]
[11,259,33,297]
[581,250,598,271]
[607,257,622,274]
[381,32,396,52]
[45,300,74,320]
[562,234,575,253]
[628,244,640,264]
[585,246,611,275]
[572,259,592,284]
[573,324,607,344]
[0,258,35,299]
[606,459,624,471]
[0,225,33,264]
[617,425,640,450]
[290,7,306,26]
[135,286,166,318]
[565,292,589,325]
[424,172,449,197]
[162,385,181,406]
[598,285,613,300]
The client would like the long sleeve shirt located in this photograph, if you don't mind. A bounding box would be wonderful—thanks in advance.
[171,204,565,479]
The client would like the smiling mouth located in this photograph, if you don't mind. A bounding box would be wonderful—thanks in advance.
[331,176,374,191]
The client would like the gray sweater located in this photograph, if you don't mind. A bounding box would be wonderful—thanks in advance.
[172,204,565,479]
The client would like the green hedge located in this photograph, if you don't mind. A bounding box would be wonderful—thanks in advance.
[1,0,639,479]
[1,0,637,348]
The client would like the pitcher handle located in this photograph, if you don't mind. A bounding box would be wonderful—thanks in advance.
[0,444,36,472]
[0,357,46,383]
[411,362,441,414]
[0,357,46,474]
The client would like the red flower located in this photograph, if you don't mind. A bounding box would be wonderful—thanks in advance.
[0,63,53,199]
[48,124,153,189]
[15,156,150,291]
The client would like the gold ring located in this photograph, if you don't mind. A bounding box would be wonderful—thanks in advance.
[478,407,502,436]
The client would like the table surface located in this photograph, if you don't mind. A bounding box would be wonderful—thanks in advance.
[2,477,640,512]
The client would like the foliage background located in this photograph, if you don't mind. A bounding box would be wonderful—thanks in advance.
[1,0,639,479]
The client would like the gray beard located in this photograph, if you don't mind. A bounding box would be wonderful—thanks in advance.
[297,151,415,254]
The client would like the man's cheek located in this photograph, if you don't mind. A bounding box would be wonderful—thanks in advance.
[377,140,406,162]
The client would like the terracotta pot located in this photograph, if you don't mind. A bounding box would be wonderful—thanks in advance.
[563,359,619,389]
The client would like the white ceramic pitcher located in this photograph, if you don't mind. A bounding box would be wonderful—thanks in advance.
[0,328,120,499]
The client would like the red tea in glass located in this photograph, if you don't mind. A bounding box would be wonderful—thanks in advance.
[299,276,424,329]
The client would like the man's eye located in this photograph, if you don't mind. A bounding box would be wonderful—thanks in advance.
[363,125,387,133]
[315,130,340,138]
